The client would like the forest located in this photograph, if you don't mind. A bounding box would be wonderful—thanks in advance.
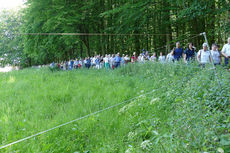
[0,0,230,65]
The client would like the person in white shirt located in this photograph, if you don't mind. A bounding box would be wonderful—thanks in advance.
[140,54,145,64]
[109,54,115,69]
[221,37,230,66]
[150,52,157,62]
[92,56,96,68]
[138,54,142,62]
[103,54,110,69]
[166,49,174,62]
[197,43,211,68]
[158,52,166,63]
[74,58,78,69]
[211,43,221,65]
[124,55,130,64]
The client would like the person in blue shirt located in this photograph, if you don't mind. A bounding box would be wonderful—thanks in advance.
[173,42,184,61]
[121,54,125,66]
[65,61,69,70]
[95,56,100,69]
[184,43,196,63]
[114,53,121,68]
[86,57,91,69]
[50,62,55,68]
[142,49,146,56]
[70,59,74,70]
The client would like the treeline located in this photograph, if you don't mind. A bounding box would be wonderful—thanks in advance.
[0,10,24,66]
[0,0,230,66]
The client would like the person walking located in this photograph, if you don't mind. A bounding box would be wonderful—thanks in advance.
[221,37,230,66]
[114,53,121,68]
[158,52,166,63]
[184,43,196,63]
[166,48,174,62]
[197,43,211,68]
[103,55,110,70]
[150,52,157,62]
[211,43,222,66]
[173,42,184,61]
[131,52,138,63]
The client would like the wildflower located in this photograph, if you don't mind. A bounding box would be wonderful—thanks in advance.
[140,140,152,151]
[125,145,134,153]
[217,148,224,153]
[141,90,144,93]
[152,130,159,135]
[119,102,135,114]
[128,131,137,141]
[150,98,160,105]
[125,148,131,153]
[138,95,146,99]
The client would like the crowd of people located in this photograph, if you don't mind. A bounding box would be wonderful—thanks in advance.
[50,37,230,70]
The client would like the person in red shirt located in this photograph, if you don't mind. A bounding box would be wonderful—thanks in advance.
[131,52,138,63]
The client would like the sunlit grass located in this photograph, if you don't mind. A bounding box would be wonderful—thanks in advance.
[0,63,229,152]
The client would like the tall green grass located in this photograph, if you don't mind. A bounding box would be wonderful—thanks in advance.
[0,63,229,153]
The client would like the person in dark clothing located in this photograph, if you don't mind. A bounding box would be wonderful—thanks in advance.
[184,43,196,63]
[173,42,184,61]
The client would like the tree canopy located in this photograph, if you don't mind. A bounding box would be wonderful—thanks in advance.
[0,9,24,66]
[0,0,230,65]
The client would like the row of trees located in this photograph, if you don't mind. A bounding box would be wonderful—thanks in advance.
[0,0,230,66]
[0,10,24,66]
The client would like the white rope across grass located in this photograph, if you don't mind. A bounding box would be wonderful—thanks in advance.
[0,89,156,150]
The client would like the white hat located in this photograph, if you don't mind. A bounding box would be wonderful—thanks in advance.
[202,43,208,47]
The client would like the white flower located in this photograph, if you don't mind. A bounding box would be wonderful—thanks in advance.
[138,95,146,100]
[125,148,131,153]
[150,98,160,105]
[152,130,159,135]
[119,102,135,114]
[217,148,224,153]
[125,145,134,153]
[140,90,144,93]
[128,132,137,141]
[140,140,152,150]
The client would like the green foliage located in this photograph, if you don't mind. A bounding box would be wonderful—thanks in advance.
[18,0,229,66]
[0,63,229,152]
[0,9,24,66]
[0,0,229,66]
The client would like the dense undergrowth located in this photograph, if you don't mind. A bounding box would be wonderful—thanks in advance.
[0,63,229,153]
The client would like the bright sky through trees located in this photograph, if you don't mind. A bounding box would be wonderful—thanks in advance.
[0,0,25,10]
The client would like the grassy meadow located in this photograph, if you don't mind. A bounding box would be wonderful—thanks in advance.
[0,63,229,153]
